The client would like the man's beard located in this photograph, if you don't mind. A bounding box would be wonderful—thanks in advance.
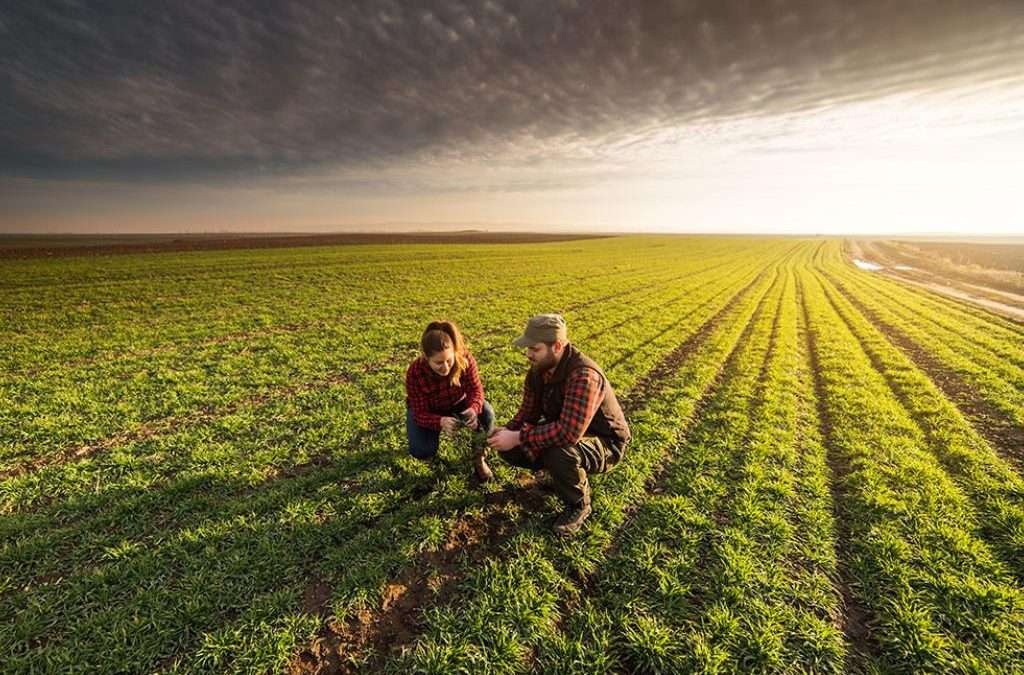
[530,351,557,373]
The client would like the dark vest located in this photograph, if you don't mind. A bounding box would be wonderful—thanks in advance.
[525,344,631,450]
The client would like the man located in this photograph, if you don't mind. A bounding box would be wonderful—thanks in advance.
[488,314,630,536]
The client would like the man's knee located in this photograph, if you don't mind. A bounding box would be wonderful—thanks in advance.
[542,444,582,474]
[542,446,589,506]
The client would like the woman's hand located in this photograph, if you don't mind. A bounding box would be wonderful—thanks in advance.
[440,416,460,436]
[459,408,479,430]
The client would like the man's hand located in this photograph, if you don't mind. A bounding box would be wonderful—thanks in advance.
[440,416,460,436]
[459,408,479,430]
[487,427,521,451]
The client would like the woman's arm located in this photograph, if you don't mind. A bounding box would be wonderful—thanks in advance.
[405,360,442,430]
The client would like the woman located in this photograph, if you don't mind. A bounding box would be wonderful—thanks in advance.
[405,320,495,482]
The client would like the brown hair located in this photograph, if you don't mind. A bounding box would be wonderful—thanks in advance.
[420,320,469,386]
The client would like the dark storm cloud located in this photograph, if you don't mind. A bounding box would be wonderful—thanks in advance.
[2,0,1022,180]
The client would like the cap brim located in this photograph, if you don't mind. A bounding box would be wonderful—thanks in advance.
[512,334,534,348]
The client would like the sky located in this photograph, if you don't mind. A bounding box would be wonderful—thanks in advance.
[2,0,1023,235]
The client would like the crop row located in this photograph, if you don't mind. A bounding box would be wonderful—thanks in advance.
[594,261,843,673]
[499,259,849,673]
[827,247,1024,427]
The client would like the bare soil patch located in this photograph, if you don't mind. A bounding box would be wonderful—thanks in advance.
[288,502,522,675]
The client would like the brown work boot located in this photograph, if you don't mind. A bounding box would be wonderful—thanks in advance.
[473,453,493,483]
[552,502,592,537]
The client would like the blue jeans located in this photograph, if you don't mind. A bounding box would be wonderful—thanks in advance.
[406,400,496,460]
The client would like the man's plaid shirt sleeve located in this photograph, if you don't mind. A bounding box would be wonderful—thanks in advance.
[405,361,442,430]
[520,368,603,458]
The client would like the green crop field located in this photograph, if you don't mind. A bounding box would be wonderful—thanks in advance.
[2,236,1023,674]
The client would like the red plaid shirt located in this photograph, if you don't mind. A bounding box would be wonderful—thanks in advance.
[507,366,604,459]
[405,353,485,430]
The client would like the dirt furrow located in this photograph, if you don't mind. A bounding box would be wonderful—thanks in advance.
[289,505,522,675]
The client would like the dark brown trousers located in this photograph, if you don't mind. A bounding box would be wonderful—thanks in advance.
[498,436,622,507]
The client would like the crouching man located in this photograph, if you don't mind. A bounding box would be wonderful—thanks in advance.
[488,314,630,536]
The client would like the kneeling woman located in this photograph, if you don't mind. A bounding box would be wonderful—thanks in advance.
[405,320,495,481]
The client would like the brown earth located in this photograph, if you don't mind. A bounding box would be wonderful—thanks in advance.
[287,490,537,675]
[0,231,611,259]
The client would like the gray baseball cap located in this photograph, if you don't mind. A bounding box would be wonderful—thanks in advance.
[513,313,568,347]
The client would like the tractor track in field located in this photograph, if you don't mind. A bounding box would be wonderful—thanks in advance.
[826,274,1024,466]
[286,265,777,674]
[797,272,877,671]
